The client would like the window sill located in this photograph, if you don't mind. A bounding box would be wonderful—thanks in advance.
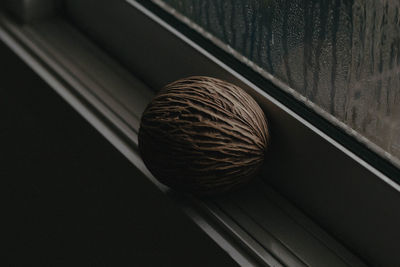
[1,1,398,265]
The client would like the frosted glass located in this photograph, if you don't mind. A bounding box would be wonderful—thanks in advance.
[154,0,400,167]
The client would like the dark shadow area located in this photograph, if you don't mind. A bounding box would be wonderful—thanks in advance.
[0,43,237,267]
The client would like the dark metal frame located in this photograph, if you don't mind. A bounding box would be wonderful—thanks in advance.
[1,0,399,266]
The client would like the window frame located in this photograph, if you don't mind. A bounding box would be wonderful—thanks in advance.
[1,0,399,266]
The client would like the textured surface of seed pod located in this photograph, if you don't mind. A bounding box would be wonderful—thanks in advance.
[138,76,269,196]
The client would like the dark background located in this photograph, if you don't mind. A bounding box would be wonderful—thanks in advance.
[1,43,237,266]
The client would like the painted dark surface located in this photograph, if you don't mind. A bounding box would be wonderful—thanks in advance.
[155,0,400,166]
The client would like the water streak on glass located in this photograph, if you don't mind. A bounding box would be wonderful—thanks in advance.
[153,0,400,167]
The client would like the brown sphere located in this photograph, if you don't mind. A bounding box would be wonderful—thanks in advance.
[138,76,269,195]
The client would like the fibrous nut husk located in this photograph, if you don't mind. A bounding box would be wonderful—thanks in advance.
[138,76,269,196]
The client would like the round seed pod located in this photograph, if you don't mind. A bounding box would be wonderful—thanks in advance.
[138,76,269,196]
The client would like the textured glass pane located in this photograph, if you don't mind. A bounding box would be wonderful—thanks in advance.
[153,0,400,167]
